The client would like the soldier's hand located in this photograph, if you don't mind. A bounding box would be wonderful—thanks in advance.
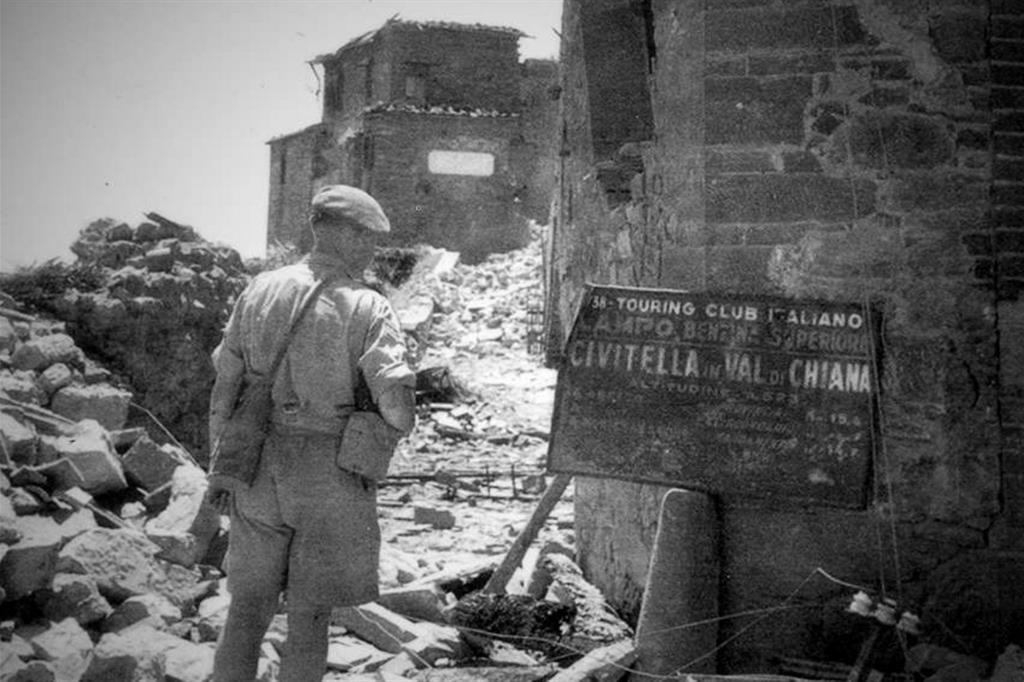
[205,474,242,516]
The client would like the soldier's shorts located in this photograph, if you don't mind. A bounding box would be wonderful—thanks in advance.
[226,425,380,607]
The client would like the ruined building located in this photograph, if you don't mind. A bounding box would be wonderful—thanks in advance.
[267,19,558,263]
[547,0,1024,673]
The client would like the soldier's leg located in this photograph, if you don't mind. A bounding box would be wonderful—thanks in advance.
[212,437,291,682]
[212,588,280,682]
[278,604,331,682]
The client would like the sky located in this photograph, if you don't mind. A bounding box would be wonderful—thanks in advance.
[0,0,562,270]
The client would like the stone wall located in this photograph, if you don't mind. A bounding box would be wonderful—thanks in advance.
[266,124,330,252]
[518,59,562,224]
[552,0,1024,671]
[270,21,557,261]
[382,24,522,112]
[364,109,529,264]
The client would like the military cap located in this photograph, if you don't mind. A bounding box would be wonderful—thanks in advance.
[310,185,390,233]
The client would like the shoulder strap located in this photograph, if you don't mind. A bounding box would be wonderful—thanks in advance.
[266,277,332,382]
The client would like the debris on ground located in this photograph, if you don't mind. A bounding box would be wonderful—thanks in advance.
[1,225,581,680]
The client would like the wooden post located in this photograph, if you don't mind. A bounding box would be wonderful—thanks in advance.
[483,473,572,595]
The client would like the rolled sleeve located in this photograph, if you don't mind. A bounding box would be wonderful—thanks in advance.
[357,297,416,405]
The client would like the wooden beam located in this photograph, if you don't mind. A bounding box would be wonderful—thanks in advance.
[547,639,636,682]
[483,473,572,595]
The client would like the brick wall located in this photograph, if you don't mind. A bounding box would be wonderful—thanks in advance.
[515,59,561,223]
[992,1,1024,541]
[383,25,522,113]
[553,0,1023,670]
[364,110,528,263]
[284,22,555,261]
[266,124,330,251]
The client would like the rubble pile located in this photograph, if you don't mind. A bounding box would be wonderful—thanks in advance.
[0,273,586,681]
[6,214,251,461]
[388,228,555,478]
[0,396,603,681]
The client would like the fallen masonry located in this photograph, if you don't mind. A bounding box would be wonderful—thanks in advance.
[5,218,1016,680]
[0,225,610,680]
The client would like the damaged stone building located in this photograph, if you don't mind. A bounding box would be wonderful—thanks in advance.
[267,19,558,263]
[547,0,1024,674]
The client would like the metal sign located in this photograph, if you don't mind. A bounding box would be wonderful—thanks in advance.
[547,285,878,508]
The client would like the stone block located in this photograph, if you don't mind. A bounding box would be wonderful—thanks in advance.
[782,151,821,173]
[145,464,218,566]
[705,76,811,145]
[748,52,833,75]
[7,486,45,516]
[995,158,1024,183]
[4,660,57,682]
[121,435,188,491]
[36,363,73,396]
[196,590,230,641]
[89,624,214,682]
[0,516,73,600]
[105,222,134,242]
[706,55,746,77]
[39,573,113,625]
[0,371,46,405]
[81,628,167,682]
[990,644,1024,682]
[377,585,448,623]
[706,5,865,51]
[134,221,167,242]
[706,246,774,292]
[993,87,1024,110]
[28,618,93,675]
[705,150,774,174]
[56,527,202,607]
[882,174,988,213]
[81,358,111,385]
[930,11,987,63]
[995,112,1024,134]
[97,241,144,269]
[85,295,127,330]
[0,411,38,465]
[706,175,876,224]
[995,184,1024,207]
[333,602,433,654]
[0,316,16,354]
[858,86,910,108]
[51,385,132,431]
[0,495,20,543]
[380,544,422,585]
[108,426,146,452]
[10,334,80,372]
[414,505,456,530]
[828,111,953,170]
[104,593,183,632]
[177,242,215,269]
[13,321,31,341]
[40,420,126,495]
[325,634,392,673]
[400,625,470,667]
[144,246,176,272]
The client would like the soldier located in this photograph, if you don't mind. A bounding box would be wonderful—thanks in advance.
[207,185,416,681]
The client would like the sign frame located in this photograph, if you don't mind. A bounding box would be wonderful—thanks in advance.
[546,284,881,509]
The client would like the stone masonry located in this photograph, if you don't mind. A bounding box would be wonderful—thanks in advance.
[550,0,1024,672]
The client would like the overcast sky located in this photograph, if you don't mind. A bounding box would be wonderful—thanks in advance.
[0,0,562,270]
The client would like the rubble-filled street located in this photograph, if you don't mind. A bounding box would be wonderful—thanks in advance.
[0,218,615,681]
